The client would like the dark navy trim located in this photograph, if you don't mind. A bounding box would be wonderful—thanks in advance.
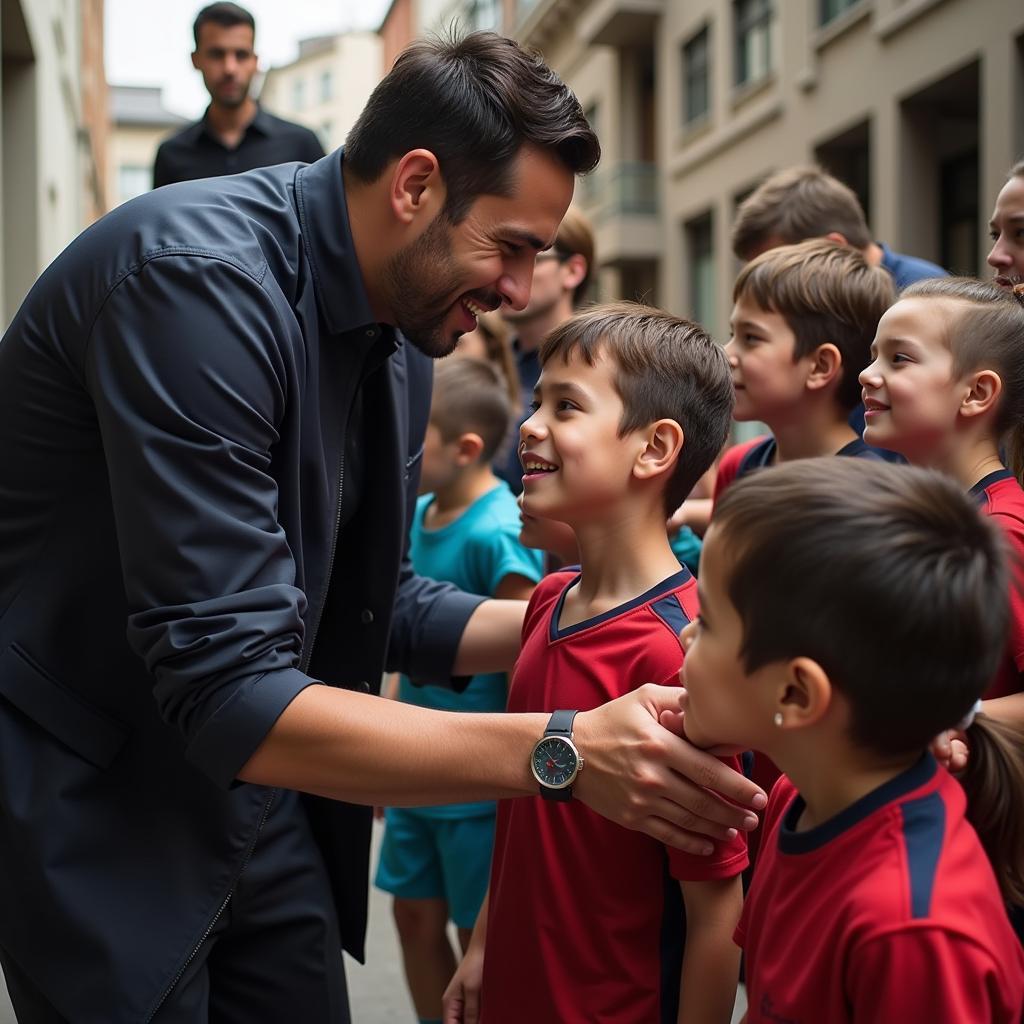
[970,467,1014,505]
[737,437,776,478]
[778,753,937,854]
[900,791,946,918]
[651,593,691,636]
[549,568,693,641]
[837,437,896,462]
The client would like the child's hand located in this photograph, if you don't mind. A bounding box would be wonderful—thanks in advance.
[443,943,485,1024]
[931,729,970,772]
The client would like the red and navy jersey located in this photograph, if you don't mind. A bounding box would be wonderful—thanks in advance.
[738,757,1024,1024]
[482,569,748,1024]
[972,468,1024,698]
[714,434,886,505]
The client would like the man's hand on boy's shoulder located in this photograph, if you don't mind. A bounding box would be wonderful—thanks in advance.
[572,684,766,855]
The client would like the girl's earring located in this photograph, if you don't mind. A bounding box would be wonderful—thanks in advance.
[773,712,784,728]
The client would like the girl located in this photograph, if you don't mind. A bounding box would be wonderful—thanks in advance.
[988,160,1024,291]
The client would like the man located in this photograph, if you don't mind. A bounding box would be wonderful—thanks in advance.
[153,2,324,188]
[0,33,764,1023]
[496,204,594,492]
[731,164,947,290]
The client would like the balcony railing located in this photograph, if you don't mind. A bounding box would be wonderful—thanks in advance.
[580,161,659,220]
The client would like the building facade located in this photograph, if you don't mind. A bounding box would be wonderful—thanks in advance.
[507,0,1024,339]
[0,0,107,327]
[108,85,186,208]
[259,31,382,153]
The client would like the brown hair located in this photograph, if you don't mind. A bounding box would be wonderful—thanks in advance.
[539,301,734,513]
[430,357,512,463]
[554,206,596,307]
[345,31,600,223]
[733,238,895,410]
[731,165,872,260]
[1009,159,1024,180]
[714,457,1024,902]
[899,278,1024,487]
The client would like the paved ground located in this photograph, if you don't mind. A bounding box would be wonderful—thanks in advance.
[0,820,746,1023]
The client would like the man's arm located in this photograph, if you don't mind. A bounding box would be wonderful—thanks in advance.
[677,877,743,1024]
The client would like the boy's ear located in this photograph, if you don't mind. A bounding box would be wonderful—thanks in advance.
[633,419,684,482]
[774,657,833,730]
[960,369,1003,421]
[389,149,445,226]
[454,431,485,466]
[804,343,843,392]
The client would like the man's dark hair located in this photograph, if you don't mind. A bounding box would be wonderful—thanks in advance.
[713,458,1009,757]
[193,3,255,49]
[344,31,600,222]
[430,357,511,463]
[540,301,734,514]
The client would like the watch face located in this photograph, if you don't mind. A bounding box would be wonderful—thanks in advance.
[532,736,579,789]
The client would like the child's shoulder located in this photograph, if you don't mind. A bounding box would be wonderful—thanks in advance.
[715,435,773,499]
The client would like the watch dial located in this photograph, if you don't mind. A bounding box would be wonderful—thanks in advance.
[533,737,577,787]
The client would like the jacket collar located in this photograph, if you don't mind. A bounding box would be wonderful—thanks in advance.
[294,148,379,337]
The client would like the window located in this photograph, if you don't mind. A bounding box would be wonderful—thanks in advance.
[819,0,859,26]
[734,0,772,86]
[320,71,333,103]
[686,212,716,336]
[292,78,305,111]
[682,27,710,126]
[118,165,151,205]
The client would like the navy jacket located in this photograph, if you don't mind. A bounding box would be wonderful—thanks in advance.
[0,150,483,1021]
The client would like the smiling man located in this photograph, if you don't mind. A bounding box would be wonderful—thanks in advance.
[153,3,324,188]
[0,32,765,1024]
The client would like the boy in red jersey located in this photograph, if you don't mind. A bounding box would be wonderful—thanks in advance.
[714,238,895,504]
[682,457,1024,1024]
[444,302,747,1024]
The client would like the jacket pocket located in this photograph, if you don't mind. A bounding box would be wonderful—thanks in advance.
[0,644,128,768]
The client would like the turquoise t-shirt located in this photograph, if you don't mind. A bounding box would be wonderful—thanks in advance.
[399,481,544,818]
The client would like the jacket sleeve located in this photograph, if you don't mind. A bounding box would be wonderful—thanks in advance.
[84,252,314,788]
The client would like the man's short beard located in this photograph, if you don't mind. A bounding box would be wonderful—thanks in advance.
[384,214,466,359]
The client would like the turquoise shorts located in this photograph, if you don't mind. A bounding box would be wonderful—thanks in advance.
[375,808,495,930]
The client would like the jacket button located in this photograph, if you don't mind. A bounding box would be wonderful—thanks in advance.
[359,680,370,692]
[360,608,374,624]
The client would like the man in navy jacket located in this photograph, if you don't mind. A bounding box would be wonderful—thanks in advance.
[0,32,765,1022]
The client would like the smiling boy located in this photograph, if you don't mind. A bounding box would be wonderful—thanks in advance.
[444,302,748,1024]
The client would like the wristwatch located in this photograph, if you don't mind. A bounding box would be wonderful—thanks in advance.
[530,710,583,801]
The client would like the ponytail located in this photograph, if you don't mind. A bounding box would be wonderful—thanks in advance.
[959,712,1024,905]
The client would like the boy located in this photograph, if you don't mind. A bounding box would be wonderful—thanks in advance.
[714,238,895,502]
[680,457,1024,1022]
[376,357,544,1024]
[445,302,747,1024]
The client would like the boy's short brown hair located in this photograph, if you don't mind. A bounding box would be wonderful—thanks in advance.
[733,238,895,411]
[539,301,734,514]
[731,165,872,261]
[430,357,512,462]
[713,457,1008,756]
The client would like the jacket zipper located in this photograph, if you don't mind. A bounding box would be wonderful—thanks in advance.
[145,792,277,1021]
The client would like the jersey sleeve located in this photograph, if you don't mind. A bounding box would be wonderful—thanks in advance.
[848,929,1019,1024]
[666,753,750,882]
[471,518,545,596]
[713,438,765,505]
[991,511,1024,673]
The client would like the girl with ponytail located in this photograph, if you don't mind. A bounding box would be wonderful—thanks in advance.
[860,279,1024,707]
[679,457,1024,1022]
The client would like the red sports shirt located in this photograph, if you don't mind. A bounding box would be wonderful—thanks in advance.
[738,758,1024,1023]
[481,568,748,1024]
[972,469,1024,698]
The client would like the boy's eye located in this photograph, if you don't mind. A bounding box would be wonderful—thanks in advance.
[891,353,912,365]
[555,399,577,412]
[528,399,540,412]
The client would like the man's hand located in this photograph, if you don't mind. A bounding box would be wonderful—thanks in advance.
[443,942,485,1024]
[572,684,766,855]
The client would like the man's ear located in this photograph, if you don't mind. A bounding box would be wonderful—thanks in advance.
[560,254,588,294]
[455,432,485,466]
[805,343,843,392]
[960,369,1003,421]
[634,420,684,482]
[824,231,850,247]
[389,150,445,225]
[191,51,201,70]
[774,657,832,730]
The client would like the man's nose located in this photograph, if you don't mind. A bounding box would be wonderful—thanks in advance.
[988,238,1011,269]
[498,259,535,312]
